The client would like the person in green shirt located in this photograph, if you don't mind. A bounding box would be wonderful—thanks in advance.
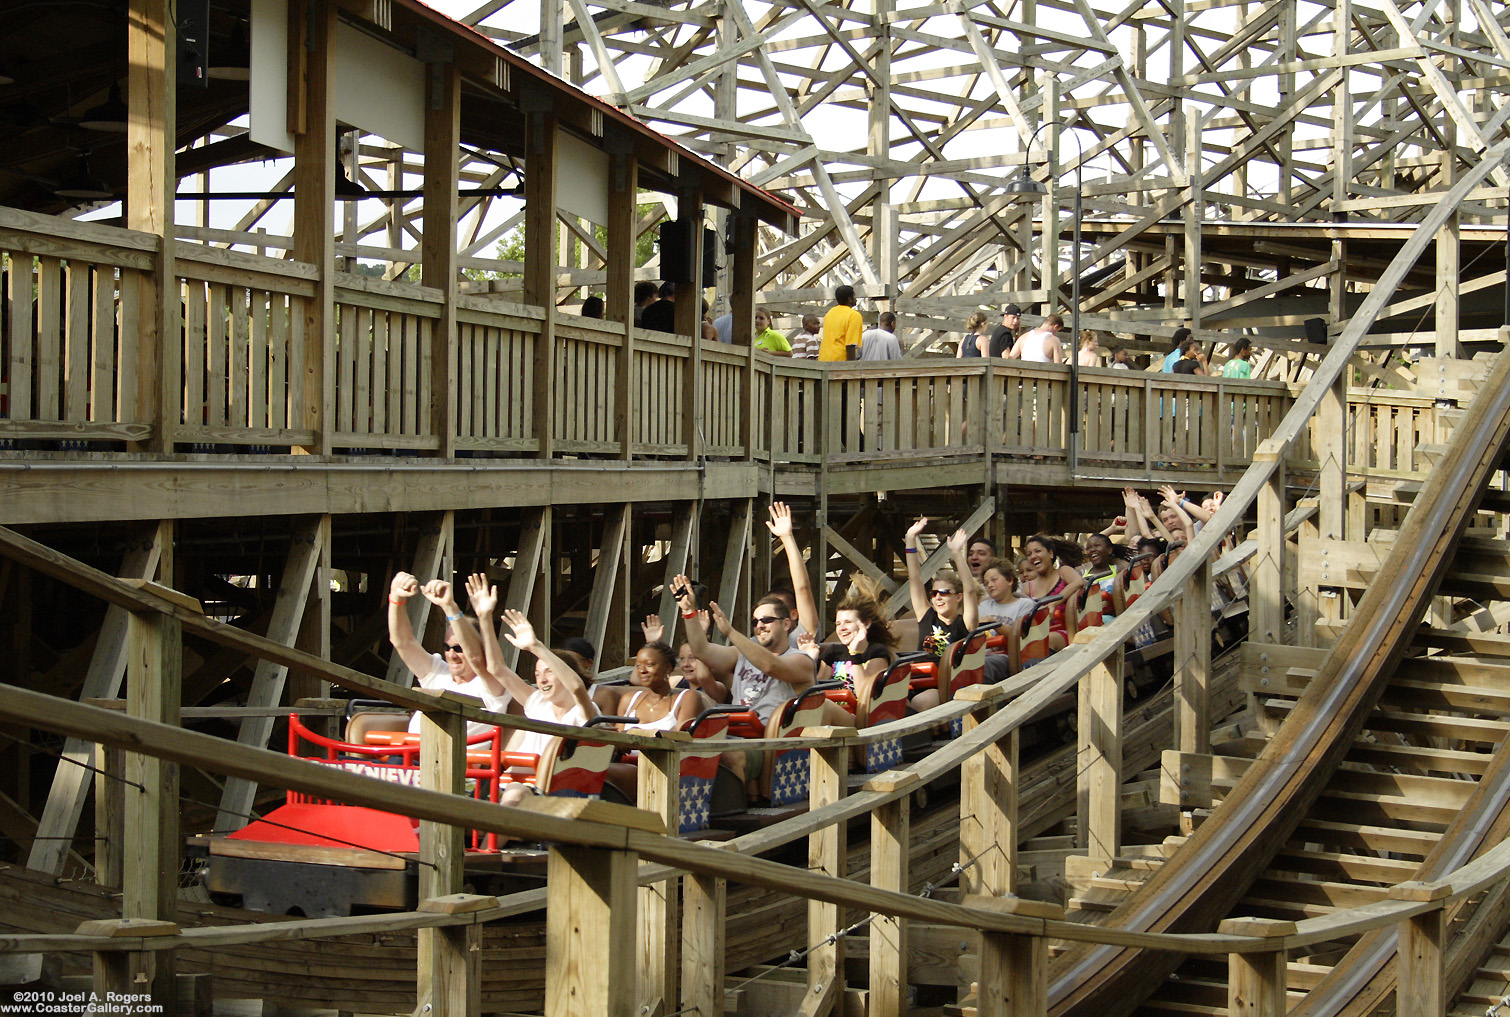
[1221,337,1254,378]
[753,308,791,356]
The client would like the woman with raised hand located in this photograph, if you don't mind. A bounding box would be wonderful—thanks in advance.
[821,576,897,689]
[641,613,729,705]
[902,518,978,656]
[464,574,599,806]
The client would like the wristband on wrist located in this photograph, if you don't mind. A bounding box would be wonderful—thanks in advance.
[905,547,918,554]
[445,612,463,622]
[388,597,403,606]
[681,611,698,619]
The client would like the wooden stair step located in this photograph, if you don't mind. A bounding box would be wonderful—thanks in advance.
[1292,818,1437,857]
[1312,787,1458,828]
[1249,877,1389,909]
[1344,740,1494,776]
[1270,845,1421,884]
[1263,697,1509,746]
[1326,767,1476,807]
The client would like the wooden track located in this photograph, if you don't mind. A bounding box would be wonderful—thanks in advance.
[1047,345,1510,1017]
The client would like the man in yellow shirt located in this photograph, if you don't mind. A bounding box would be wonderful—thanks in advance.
[819,284,863,361]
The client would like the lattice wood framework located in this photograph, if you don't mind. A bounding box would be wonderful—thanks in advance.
[427,0,1509,357]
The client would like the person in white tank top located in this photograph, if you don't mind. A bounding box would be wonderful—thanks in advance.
[1008,313,1066,364]
[604,642,704,797]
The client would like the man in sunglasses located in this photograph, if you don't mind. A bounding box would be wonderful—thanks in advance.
[387,571,514,737]
[673,573,819,794]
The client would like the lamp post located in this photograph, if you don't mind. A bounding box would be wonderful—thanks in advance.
[1006,123,1085,475]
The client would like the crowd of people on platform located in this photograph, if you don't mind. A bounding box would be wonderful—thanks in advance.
[569,280,1269,374]
[385,486,1237,803]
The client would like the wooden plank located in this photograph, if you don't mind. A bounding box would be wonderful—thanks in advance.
[584,504,630,670]
[638,744,680,1015]
[654,502,697,647]
[182,279,206,432]
[802,743,848,1017]
[228,284,248,428]
[64,262,90,420]
[207,283,227,426]
[249,288,269,430]
[35,256,61,420]
[90,268,116,423]
[269,293,288,430]
[501,507,549,672]
[1175,557,1213,754]
[681,873,725,1017]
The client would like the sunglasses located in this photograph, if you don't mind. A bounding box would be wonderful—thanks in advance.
[443,643,465,654]
[930,588,957,597]
[751,614,783,627]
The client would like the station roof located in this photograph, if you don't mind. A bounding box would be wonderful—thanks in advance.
[0,0,800,233]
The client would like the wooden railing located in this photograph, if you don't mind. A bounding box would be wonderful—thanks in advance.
[0,203,1339,481]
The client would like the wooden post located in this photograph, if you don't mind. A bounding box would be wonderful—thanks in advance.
[120,609,181,1006]
[417,706,473,1017]
[93,743,124,888]
[681,873,726,1017]
[1175,556,1212,755]
[732,213,758,461]
[525,109,559,459]
[1252,452,1286,644]
[805,738,852,1015]
[676,191,705,464]
[546,845,638,1017]
[1075,630,1122,861]
[422,57,461,458]
[866,770,916,1017]
[126,0,176,454]
[1218,918,1294,1017]
[958,686,1016,895]
[292,0,337,454]
[608,151,638,462]
[585,504,630,670]
[971,896,1062,1017]
[1317,372,1347,541]
[638,739,683,1016]
[1391,882,1450,1017]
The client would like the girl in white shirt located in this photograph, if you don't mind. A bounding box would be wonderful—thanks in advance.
[463,574,599,807]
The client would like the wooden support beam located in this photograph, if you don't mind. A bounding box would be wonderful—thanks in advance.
[216,516,327,830]
[1076,631,1122,861]
[291,0,336,453]
[423,59,461,459]
[608,152,638,462]
[638,742,681,1016]
[716,500,754,621]
[868,771,914,1017]
[29,525,165,875]
[1174,556,1212,755]
[121,608,180,1005]
[585,504,631,670]
[525,111,559,459]
[732,214,759,460]
[822,524,899,594]
[126,0,176,454]
[503,508,549,672]
[655,502,698,647]
[803,740,850,1017]
[417,707,473,1017]
[1218,918,1293,1017]
[681,873,726,1017]
[545,845,638,1017]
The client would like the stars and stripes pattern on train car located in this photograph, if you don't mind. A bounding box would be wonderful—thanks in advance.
[859,660,912,773]
[677,712,731,834]
[945,630,993,738]
[765,688,830,807]
[538,735,615,798]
